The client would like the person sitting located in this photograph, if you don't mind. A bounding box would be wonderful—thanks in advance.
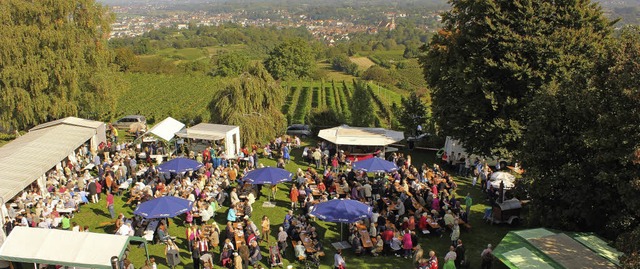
[156,223,172,243]
[372,235,384,256]
[249,240,262,265]
[294,241,307,259]
[352,232,364,255]
[444,210,455,229]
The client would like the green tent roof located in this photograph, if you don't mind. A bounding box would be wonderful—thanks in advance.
[493,228,621,269]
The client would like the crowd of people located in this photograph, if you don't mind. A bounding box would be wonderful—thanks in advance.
[1,130,501,269]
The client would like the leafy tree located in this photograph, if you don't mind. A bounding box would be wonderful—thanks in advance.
[349,81,376,127]
[330,55,359,76]
[420,0,612,156]
[398,93,429,136]
[361,66,395,85]
[214,51,249,77]
[0,0,123,130]
[114,47,140,72]
[519,26,640,268]
[264,38,316,80]
[208,63,286,145]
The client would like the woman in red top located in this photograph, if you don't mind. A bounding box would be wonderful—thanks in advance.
[290,185,299,210]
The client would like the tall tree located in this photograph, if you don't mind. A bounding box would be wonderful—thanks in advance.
[264,38,315,80]
[214,51,249,77]
[349,81,376,127]
[208,63,286,146]
[398,92,429,136]
[0,0,124,130]
[420,0,612,156]
[520,26,640,267]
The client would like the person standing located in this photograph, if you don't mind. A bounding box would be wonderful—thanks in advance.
[464,194,472,220]
[191,238,201,269]
[106,192,115,219]
[238,241,250,269]
[334,249,346,269]
[261,215,270,244]
[428,250,438,269]
[290,185,299,210]
[277,226,288,255]
[481,244,494,269]
[444,245,457,269]
[455,239,466,268]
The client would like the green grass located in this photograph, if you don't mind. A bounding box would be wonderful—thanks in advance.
[154,48,209,62]
[67,141,512,269]
[317,62,358,82]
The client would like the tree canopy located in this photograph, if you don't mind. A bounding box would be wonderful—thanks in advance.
[349,81,376,127]
[0,0,124,130]
[397,92,429,136]
[420,0,612,157]
[208,63,286,145]
[264,38,316,80]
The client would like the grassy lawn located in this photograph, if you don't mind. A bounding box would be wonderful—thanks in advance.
[70,141,512,269]
[349,57,376,70]
[317,62,358,82]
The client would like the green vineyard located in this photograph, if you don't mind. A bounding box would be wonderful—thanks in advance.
[281,80,402,128]
[116,74,404,128]
[117,73,223,124]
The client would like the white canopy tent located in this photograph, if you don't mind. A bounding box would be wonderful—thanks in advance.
[0,117,106,202]
[175,123,241,158]
[143,117,185,142]
[318,125,404,146]
[0,227,148,269]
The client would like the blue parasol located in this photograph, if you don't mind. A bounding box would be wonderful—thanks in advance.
[352,157,398,173]
[157,157,203,173]
[134,196,193,218]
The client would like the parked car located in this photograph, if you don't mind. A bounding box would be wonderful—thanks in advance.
[112,115,147,132]
[286,124,312,138]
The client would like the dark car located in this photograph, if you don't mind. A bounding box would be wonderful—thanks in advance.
[286,124,312,138]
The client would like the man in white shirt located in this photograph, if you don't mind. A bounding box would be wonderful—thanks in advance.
[116,222,133,236]
[294,241,306,259]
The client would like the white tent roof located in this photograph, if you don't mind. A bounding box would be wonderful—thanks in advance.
[145,117,185,141]
[0,118,103,201]
[0,227,131,269]
[175,123,238,140]
[318,125,404,146]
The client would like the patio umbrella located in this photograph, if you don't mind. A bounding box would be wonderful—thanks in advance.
[242,167,292,207]
[309,198,372,240]
[157,157,203,174]
[352,157,398,173]
[134,196,193,218]
[243,167,293,185]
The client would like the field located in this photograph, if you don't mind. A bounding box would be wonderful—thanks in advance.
[117,73,223,124]
[70,143,511,269]
[349,57,376,70]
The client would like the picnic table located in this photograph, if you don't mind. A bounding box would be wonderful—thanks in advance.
[309,185,322,197]
[354,223,373,248]
[234,230,245,248]
[427,216,440,229]
[300,232,317,253]
[143,219,160,241]
[331,241,352,250]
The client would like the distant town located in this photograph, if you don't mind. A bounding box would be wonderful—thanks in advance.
[108,4,444,43]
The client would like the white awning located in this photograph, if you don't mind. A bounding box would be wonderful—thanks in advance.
[175,123,238,141]
[0,227,132,269]
[145,117,185,141]
[0,118,104,201]
[318,125,404,146]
